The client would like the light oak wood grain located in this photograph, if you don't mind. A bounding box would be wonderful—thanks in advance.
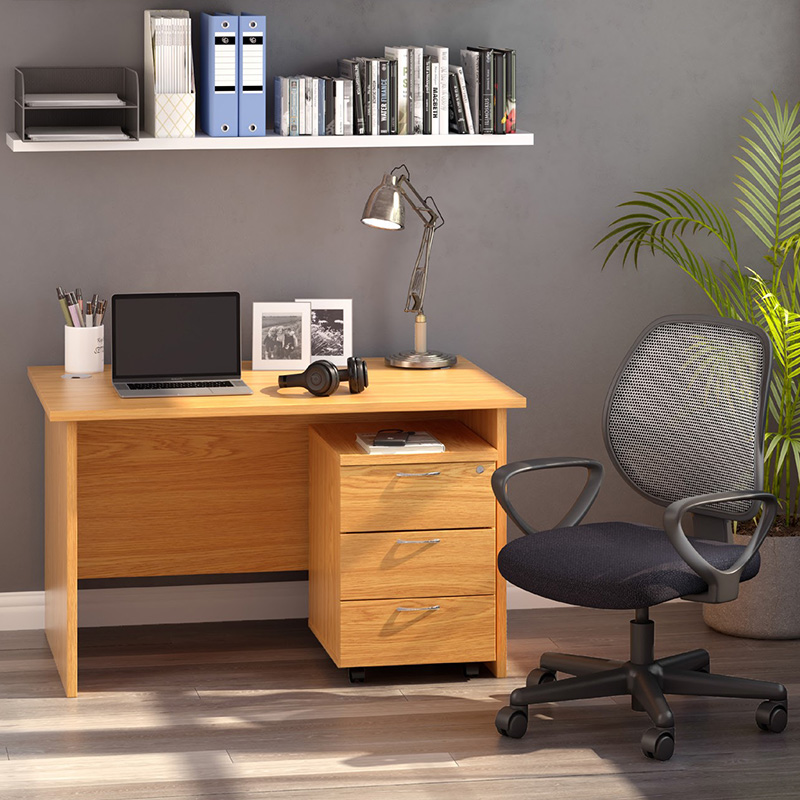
[339,461,496,533]
[28,358,526,423]
[339,529,496,600]
[338,595,496,667]
[44,419,78,698]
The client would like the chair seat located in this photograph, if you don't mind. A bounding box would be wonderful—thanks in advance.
[498,521,760,609]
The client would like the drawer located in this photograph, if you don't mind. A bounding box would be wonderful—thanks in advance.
[339,460,496,532]
[340,529,495,600]
[339,595,496,667]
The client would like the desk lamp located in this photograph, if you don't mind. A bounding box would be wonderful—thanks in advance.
[361,164,456,369]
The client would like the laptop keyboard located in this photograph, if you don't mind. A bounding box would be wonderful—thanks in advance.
[127,381,234,390]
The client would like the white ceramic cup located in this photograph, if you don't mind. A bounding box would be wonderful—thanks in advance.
[64,325,104,374]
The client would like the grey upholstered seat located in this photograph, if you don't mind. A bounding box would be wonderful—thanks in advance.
[498,521,760,609]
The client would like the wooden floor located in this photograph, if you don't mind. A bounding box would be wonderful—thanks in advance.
[0,602,797,799]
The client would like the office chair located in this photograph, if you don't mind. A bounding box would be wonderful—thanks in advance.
[493,315,787,761]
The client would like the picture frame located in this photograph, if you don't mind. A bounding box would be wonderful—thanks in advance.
[295,298,353,368]
[252,302,311,370]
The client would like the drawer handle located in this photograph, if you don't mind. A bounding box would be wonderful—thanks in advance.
[395,471,441,477]
[396,538,441,545]
[396,605,441,612]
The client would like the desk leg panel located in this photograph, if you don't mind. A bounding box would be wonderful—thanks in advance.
[455,408,507,678]
[44,418,78,698]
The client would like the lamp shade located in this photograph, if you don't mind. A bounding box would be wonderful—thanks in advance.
[361,174,405,230]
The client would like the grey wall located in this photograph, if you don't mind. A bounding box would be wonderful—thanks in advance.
[3,0,799,593]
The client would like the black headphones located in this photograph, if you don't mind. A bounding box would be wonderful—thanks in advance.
[278,357,369,397]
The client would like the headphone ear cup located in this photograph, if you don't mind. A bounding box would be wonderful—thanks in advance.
[344,356,368,393]
[304,360,340,396]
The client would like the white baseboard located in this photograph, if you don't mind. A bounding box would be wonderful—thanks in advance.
[0,583,566,632]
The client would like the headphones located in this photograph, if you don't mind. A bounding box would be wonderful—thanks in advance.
[278,357,369,397]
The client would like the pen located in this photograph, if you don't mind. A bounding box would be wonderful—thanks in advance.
[56,286,72,326]
[85,300,93,326]
[66,292,84,327]
[75,288,84,325]
[95,299,106,326]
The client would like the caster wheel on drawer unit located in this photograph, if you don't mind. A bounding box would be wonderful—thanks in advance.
[756,701,787,733]
[348,668,366,684]
[464,663,480,679]
[495,705,528,739]
[526,668,556,688]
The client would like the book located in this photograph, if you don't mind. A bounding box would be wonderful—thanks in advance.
[323,77,335,135]
[423,54,433,135]
[370,57,380,136]
[493,50,507,134]
[334,77,345,135]
[424,45,449,134]
[468,46,493,133]
[355,431,446,454]
[379,59,389,134]
[338,58,366,135]
[431,61,440,134]
[460,49,480,134]
[297,76,306,135]
[448,71,467,133]
[342,79,354,135]
[317,77,326,135]
[409,46,423,134]
[288,76,300,135]
[384,46,409,134]
[498,48,516,133]
[449,64,474,134]
[273,76,289,135]
[388,58,398,134]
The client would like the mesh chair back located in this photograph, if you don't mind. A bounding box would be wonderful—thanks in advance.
[603,316,771,518]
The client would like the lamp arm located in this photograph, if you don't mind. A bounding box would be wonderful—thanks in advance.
[405,224,436,313]
[396,174,441,228]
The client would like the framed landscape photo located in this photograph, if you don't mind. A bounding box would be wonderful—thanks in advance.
[295,298,352,368]
[252,302,311,370]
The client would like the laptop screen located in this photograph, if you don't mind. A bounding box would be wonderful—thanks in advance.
[112,292,241,380]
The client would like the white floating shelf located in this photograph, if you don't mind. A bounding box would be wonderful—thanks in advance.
[6,130,533,153]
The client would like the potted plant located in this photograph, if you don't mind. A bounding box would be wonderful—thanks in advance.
[596,95,800,638]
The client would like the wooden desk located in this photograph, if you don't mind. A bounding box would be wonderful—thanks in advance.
[28,358,526,696]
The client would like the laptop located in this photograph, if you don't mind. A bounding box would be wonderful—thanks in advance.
[112,291,253,397]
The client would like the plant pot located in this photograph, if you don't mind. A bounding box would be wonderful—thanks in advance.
[703,534,800,639]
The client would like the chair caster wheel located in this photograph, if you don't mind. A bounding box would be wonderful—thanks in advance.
[641,727,675,761]
[464,663,480,678]
[756,701,787,732]
[496,705,528,739]
[526,668,557,688]
[348,668,366,684]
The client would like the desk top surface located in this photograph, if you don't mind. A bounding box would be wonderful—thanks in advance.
[28,358,526,422]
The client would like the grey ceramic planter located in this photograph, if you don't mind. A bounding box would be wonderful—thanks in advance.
[703,533,800,639]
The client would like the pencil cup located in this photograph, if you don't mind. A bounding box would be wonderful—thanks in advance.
[64,325,104,375]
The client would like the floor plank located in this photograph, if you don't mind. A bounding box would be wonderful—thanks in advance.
[0,603,796,799]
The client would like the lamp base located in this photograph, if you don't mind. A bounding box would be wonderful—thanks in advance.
[385,350,457,369]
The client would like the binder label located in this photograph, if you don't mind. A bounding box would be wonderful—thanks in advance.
[214,33,237,93]
[242,33,264,93]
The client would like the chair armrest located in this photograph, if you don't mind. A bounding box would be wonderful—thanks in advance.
[492,457,604,536]
[663,491,778,603]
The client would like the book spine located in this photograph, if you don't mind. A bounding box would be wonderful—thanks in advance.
[334,78,345,135]
[460,49,480,134]
[384,48,409,134]
[470,48,493,133]
[504,49,516,133]
[289,76,300,135]
[424,46,449,134]
[423,55,432,135]
[449,70,467,133]
[370,58,380,136]
[379,59,389,134]
[273,76,285,135]
[450,65,474,134]
[388,58,398,134]
[318,77,326,135]
[431,61,440,135]
[310,76,319,135]
[411,46,423,134]
[343,79,353,135]
[324,77,335,135]
[493,50,506,134]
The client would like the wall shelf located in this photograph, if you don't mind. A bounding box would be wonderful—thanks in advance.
[6,129,533,153]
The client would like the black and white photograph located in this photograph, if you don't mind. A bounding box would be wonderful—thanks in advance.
[252,302,311,370]
[295,298,352,367]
